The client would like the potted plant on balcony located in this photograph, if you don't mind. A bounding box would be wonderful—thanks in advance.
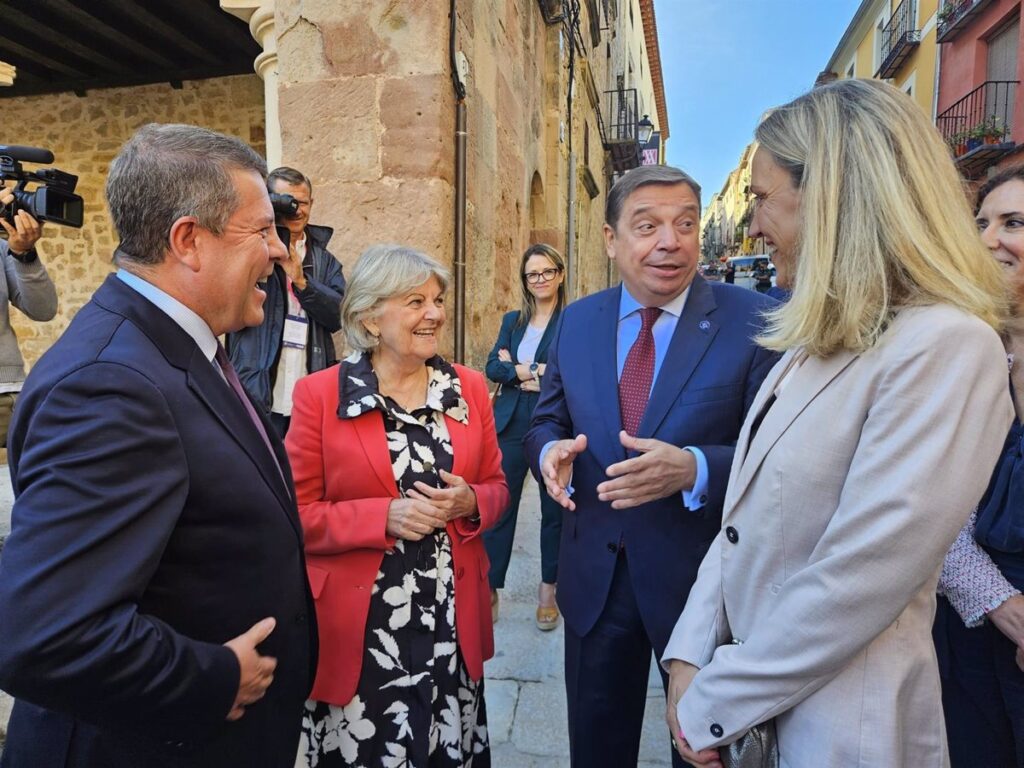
[966,123,986,152]
[983,115,1006,144]
[937,3,957,29]
[948,130,969,157]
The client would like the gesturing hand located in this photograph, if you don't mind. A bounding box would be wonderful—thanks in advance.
[666,660,722,767]
[408,469,478,522]
[540,434,587,511]
[224,617,278,721]
[597,431,696,509]
[386,497,448,541]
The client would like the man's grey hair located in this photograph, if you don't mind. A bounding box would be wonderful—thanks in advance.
[605,164,702,229]
[342,244,451,353]
[106,123,267,265]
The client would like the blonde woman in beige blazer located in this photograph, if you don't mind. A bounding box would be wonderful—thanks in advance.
[662,79,1015,768]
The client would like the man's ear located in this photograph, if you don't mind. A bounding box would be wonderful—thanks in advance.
[603,222,617,261]
[167,216,202,272]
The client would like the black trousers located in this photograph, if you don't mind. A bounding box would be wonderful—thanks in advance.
[563,551,685,768]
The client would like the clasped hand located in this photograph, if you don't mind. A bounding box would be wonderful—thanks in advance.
[387,469,478,541]
[666,660,722,767]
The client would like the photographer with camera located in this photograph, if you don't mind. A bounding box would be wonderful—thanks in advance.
[227,166,345,437]
[0,184,57,446]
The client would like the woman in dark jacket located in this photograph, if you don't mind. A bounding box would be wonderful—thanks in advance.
[484,243,566,630]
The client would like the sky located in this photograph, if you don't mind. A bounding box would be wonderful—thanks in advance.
[652,0,863,209]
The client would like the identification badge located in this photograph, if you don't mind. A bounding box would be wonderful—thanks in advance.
[282,314,308,349]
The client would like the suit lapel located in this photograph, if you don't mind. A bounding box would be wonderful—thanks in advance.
[186,349,300,537]
[639,277,718,438]
[535,309,561,363]
[509,316,527,364]
[589,286,627,465]
[352,410,400,495]
[727,347,859,511]
[449,412,468,478]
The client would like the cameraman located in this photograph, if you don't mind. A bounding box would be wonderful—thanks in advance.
[0,185,57,447]
[227,166,345,436]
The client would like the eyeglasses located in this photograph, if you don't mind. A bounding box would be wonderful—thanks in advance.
[524,267,562,284]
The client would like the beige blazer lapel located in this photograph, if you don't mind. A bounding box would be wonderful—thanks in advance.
[726,347,859,512]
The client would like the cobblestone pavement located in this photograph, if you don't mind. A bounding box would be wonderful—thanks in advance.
[484,476,672,767]
[0,471,674,766]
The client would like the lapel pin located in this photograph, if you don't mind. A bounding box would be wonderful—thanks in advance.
[698,320,711,332]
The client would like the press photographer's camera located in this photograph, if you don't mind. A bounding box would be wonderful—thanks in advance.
[269,192,300,220]
[0,145,84,233]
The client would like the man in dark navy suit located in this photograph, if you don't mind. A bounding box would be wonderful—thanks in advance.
[0,124,316,767]
[525,164,779,768]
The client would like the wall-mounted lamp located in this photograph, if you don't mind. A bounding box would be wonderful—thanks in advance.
[638,114,654,145]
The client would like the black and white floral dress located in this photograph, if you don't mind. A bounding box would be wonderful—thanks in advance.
[301,352,489,768]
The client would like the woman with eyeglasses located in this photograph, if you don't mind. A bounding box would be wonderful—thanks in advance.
[484,243,567,630]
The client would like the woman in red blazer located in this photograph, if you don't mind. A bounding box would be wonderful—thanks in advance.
[286,244,508,768]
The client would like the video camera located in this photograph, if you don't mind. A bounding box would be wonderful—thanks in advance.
[0,145,84,233]
[269,192,300,220]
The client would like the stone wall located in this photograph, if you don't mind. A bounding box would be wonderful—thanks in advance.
[0,75,266,369]
[275,0,614,368]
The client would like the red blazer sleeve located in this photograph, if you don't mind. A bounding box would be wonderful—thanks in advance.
[452,366,509,542]
[285,373,396,554]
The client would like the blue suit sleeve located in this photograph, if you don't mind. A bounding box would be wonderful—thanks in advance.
[485,312,520,385]
[0,363,239,739]
[295,249,345,332]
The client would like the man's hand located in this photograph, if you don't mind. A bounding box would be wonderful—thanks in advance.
[597,431,696,509]
[666,660,722,768]
[224,617,278,721]
[0,188,42,255]
[282,240,306,290]
[598,434,700,512]
[540,434,587,511]
[386,497,448,541]
[408,469,478,522]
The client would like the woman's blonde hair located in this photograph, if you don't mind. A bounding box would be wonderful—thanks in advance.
[755,78,1008,355]
[341,244,451,353]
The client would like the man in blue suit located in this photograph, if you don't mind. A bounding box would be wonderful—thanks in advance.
[525,164,779,767]
[0,124,316,767]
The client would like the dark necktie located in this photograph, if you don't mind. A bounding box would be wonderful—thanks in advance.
[215,344,285,485]
[619,306,662,436]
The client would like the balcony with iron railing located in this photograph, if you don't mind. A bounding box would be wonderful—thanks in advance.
[602,87,642,173]
[936,80,1018,176]
[876,0,920,78]
[937,0,997,43]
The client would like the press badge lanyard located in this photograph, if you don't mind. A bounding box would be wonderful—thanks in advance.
[282,279,308,350]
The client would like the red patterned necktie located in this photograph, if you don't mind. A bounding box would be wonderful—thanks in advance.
[215,344,285,485]
[619,306,662,436]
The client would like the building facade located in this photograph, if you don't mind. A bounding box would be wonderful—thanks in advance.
[0,0,669,369]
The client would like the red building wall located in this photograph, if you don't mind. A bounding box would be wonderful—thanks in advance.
[938,0,1024,153]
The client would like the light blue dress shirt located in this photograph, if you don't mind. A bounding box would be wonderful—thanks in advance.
[116,269,220,367]
[540,283,710,511]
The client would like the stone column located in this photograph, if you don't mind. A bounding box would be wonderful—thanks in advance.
[221,0,281,167]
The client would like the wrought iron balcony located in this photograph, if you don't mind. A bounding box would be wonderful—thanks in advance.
[936,80,1018,177]
[538,0,566,25]
[876,0,920,78]
[602,87,642,173]
[937,0,996,43]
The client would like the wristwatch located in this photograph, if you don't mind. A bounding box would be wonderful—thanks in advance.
[529,362,540,382]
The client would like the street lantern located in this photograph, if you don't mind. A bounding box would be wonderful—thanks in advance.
[637,114,654,145]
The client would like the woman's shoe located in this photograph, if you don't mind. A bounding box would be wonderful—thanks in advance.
[536,582,559,631]
[491,589,499,624]
[535,604,560,631]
